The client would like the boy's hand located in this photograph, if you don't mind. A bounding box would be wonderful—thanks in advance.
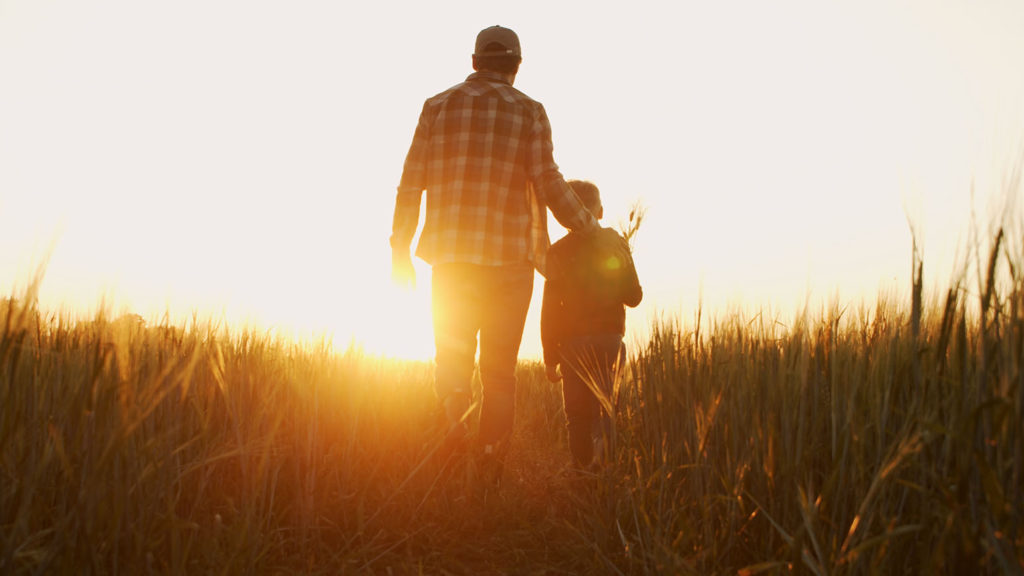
[545,364,561,383]
[391,248,416,290]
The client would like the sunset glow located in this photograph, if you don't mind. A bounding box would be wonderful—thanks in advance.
[1,0,1022,359]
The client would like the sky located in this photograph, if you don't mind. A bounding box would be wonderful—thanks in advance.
[1,0,1022,359]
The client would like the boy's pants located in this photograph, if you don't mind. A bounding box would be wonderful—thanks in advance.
[560,334,626,467]
[431,263,534,448]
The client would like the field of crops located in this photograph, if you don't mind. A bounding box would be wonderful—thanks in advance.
[2,231,1022,574]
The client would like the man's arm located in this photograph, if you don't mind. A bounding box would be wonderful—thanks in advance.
[391,184,423,289]
[391,101,431,250]
[528,104,598,233]
[390,102,431,287]
[538,176,597,233]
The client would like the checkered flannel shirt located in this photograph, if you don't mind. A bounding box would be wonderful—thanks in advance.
[391,70,595,273]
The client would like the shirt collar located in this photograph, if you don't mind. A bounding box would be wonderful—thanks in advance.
[466,70,512,85]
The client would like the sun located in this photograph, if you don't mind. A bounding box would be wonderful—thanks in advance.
[342,281,435,361]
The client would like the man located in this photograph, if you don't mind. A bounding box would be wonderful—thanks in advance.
[390,25,597,466]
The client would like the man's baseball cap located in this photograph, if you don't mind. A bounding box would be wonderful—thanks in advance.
[474,25,521,58]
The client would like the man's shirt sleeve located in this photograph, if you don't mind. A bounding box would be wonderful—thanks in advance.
[391,101,431,249]
[527,104,597,233]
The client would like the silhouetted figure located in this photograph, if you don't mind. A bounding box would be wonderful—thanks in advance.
[542,180,642,469]
[391,26,597,475]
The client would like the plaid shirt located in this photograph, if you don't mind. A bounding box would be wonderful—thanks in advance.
[392,70,595,272]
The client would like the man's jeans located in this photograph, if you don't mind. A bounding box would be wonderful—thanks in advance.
[431,263,534,447]
[560,334,626,467]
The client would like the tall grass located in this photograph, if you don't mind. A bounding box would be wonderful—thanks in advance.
[593,227,1024,574]
[2,227,1022,574]
[0,279,594,574]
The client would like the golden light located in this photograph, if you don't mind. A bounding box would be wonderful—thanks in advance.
[346,280,435,361]
[1,0,1022,363]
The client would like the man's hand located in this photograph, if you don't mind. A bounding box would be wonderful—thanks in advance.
[545,364,561,383]
[391,248,416,290]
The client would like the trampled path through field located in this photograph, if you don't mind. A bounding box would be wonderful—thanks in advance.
[382,407,614,575]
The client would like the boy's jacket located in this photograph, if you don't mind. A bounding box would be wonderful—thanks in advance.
[541,227,643,365]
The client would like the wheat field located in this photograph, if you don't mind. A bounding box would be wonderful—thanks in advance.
[2,229,1022,575]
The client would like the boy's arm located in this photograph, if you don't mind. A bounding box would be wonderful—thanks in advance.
[618,235,643,308]
[540,277,563,369]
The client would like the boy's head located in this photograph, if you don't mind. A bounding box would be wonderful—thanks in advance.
[568,180,603,219]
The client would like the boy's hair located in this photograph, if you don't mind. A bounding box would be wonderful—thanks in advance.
[567,180,601,214]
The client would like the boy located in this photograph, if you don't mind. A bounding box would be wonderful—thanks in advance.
[541,180,643,469]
